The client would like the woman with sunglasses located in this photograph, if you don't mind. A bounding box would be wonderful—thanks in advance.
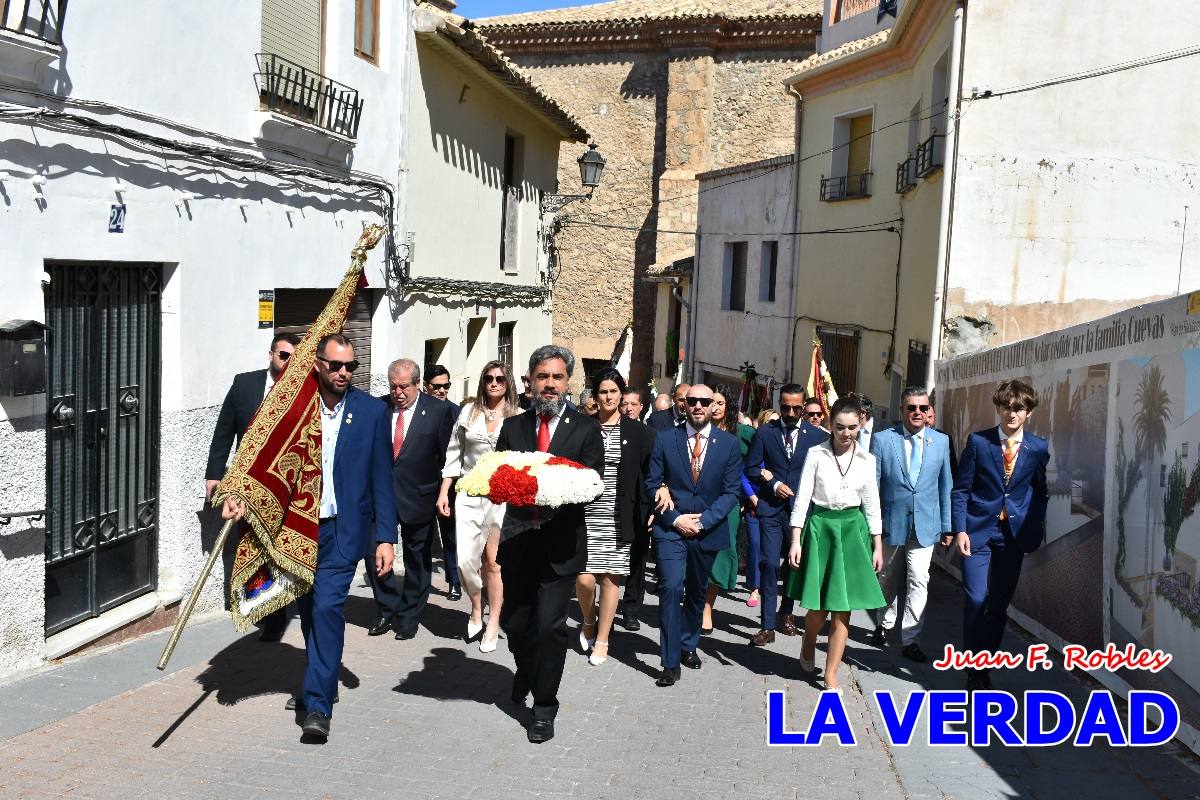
[784,396,885,692]
[577,368,655,665]
[699,386,755,634]
[438,361,520,652]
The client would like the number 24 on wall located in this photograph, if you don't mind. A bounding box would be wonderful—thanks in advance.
[108,203,126,233]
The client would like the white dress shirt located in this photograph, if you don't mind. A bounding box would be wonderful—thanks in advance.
[319,395,347,518]
[684,421,713,473]
[996,425,1024,470]
[263,372,277,399]
[391,394,420,443]
[902,425,926,467]
[536,404,566,443]
[789,441,882,537]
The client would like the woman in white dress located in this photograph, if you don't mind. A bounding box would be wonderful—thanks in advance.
[437,360,520,652]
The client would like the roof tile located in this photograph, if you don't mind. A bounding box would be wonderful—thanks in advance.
[476,0,821,27]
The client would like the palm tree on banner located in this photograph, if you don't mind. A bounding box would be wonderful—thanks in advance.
[1132,364,1171,612]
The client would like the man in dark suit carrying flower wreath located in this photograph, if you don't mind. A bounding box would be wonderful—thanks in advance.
[495,344,603,744]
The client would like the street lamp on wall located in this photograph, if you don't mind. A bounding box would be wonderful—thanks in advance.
[541,143,607,214]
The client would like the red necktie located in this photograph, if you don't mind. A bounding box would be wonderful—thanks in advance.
[537,414,552,452]
[392,407,406,460]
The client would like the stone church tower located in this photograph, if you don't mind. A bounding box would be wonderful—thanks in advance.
[476,1,820,391]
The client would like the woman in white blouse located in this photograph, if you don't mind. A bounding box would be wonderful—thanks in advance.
[437,360,520,653]
[785,397,885,692]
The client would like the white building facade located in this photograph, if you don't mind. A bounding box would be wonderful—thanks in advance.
[0,0,583,678]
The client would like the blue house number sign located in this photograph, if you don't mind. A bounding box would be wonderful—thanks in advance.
[108,203,126,233]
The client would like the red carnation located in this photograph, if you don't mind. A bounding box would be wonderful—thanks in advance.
[546,456,588,470]
[489,464,540,506]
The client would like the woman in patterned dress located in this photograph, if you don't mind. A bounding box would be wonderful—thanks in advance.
[437,360,520,653]
[577,368,655,666]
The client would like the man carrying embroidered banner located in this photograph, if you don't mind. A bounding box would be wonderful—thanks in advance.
[159,226,396,742]
[805,338,839,417]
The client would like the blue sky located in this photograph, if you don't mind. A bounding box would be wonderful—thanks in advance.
[454,0,605,19]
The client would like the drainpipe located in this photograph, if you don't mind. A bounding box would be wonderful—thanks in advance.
[684,228,702,383]
[785,84,803,385]
[926,0,967,390]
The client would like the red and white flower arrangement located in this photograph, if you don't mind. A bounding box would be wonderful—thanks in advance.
[458,451,603,508]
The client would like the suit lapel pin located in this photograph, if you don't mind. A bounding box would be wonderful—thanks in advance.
[421,409,426,416]
[564,417,570,424]
[346,412,353,424]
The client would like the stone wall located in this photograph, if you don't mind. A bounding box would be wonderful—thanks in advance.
[507,47,811,390]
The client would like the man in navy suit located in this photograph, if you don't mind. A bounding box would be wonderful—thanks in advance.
[367,358,454,639]
[744,383,826,645]
[205,331,299,641]
[949,379,1049,691]
[646,382,689,432]
[869,387,953,663]
[221,334,397,740]
[644,383,743,687]
[424,365,461,601]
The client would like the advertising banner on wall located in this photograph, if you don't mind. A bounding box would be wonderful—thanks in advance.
[937,292,1200,751]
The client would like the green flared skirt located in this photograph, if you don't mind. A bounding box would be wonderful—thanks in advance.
[784,505,884,612]
[708,507,741,591]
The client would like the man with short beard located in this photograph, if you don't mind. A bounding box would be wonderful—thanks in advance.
[495,345,603,744]
[222,334,396,740]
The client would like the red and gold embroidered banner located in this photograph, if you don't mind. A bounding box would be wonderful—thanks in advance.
[213,225,386,631]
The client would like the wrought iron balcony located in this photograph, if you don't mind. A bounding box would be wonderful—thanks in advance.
[915,133,945,178]
[1,0,67,44]
[254,53,364,139]
[820,172,872,202]
[896,157,917,194]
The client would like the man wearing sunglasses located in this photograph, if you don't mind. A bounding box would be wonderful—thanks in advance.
[646,382,690,432]
[224,334,397,740]
[424,365,462,601]
[644,384,743,687]
[744,384,827,645]
[803,397,828,433]
[366,358,455,640]
[204,331,299,642]
[867,387,953,663]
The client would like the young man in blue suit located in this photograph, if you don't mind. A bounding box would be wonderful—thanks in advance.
[948,379,1049,691]
[744,383,826,645]
[644,383,743,687]
[869,387,953,663]
[222,334,397,739]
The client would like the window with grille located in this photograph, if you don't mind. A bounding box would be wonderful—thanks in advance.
[817,326,860,394]
[498,322,515,372]
[906,339,930,386]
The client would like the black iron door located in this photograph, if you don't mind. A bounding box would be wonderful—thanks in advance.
[44,263,161,635]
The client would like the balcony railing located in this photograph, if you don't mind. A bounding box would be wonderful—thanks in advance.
[820,172,872,202]
[1,0,67,44]
[915,133,945,178]
[895,157,917,194]
[255,53,364,139]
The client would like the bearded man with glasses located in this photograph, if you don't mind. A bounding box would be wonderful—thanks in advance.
[204,331,299,642]
[424,364,462,601]
[867,387,953,663]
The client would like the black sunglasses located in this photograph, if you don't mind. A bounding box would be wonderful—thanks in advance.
[779,404,805,413]
[905,404,931,413]
[274,350,291,361]
[483,375,506,385]
[316,356,359,373]
[428,382,450,391]
[804,410,824,418]
[685,397,713,407]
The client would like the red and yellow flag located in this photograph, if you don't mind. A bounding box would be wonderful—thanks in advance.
[805,338,839,417]
[212,225,385,631]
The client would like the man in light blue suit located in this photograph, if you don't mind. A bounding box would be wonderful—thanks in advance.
[868,387,952,663]
[644,384,743,687]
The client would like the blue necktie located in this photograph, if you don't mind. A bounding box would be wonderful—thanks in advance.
[908,432,923,484]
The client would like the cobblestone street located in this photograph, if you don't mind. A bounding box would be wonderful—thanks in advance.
[1,567,1197,800]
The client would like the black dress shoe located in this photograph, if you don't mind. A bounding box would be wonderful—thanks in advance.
[367,614,396,637]
[527,719,555,744]
[301,711,330,739]
[901,643,928,663]
[700,626,713,635]
[395,628,417,640]
[621,611,641,632]
[655,666,681,687]
[869,625,887,646]
[681,650,702,670]
[447,583,462,601]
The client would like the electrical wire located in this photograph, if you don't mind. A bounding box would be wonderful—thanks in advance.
[560,218,901,238]
[969,42,1200,100]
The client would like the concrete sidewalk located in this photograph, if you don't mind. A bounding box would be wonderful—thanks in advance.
[0,566,1196,799]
